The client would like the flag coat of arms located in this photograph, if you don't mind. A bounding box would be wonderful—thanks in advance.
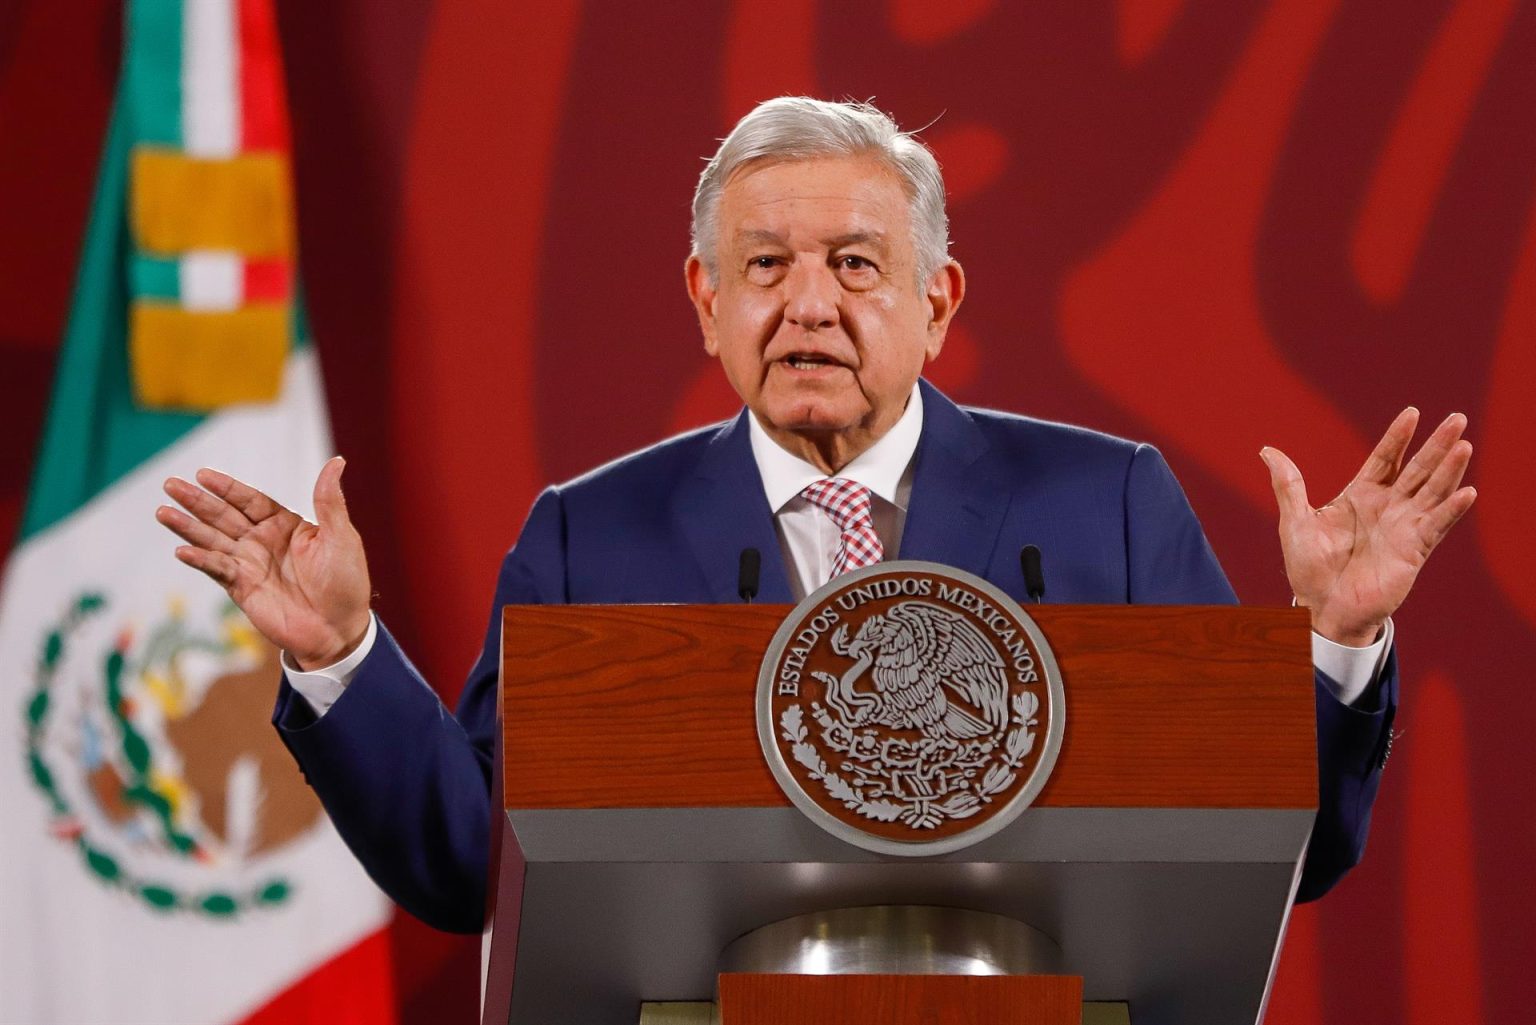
[0,1,394,1022]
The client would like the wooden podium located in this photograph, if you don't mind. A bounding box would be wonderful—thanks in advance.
[483,604,1316,1025]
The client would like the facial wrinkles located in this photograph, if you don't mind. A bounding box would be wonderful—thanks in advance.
[730,173,899,266]
[718,161,920,389]
[742,237,897,323]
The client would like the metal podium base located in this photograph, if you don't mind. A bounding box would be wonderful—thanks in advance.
[717,905,1065,977]
[636,1000,1132,1025]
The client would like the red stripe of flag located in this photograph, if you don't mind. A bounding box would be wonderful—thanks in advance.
[237,0,289,152]
[244,259,293,303]
[236,928,397,1025]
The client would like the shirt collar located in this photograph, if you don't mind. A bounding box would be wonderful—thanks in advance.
[748,384,924,513]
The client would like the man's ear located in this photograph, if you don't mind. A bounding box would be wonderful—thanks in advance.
[923,260,966,361]
[685,255,721,357]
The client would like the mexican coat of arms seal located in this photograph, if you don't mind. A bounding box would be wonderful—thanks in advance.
[757,561,1065,855]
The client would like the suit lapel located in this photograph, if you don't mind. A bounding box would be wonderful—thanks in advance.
[898,380,1013,578]
[673,411,796,604]
[673,384,1009,601]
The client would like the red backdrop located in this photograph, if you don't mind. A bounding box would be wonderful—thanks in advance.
[2,1,1532,1022]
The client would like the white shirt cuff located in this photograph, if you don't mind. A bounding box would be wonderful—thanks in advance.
[1311,617,1394,707]
[281,612,378,717]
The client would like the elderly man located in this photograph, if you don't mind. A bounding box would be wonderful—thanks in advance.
[158,98,1475,934]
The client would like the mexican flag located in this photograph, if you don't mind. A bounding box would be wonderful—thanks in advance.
[0,1,394,1022]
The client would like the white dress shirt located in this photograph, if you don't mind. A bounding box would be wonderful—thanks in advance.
[748,384,924,600]
[287,387,1391,712]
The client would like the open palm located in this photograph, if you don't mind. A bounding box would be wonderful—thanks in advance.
[157,457,373,669]
[1263,409,1476,646]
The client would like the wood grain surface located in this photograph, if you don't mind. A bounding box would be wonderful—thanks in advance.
[716,972,1083,1025]
[501,604,1316,810]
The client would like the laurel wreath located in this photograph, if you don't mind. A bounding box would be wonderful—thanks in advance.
[780,691,1040,830]
[22,592,293,917]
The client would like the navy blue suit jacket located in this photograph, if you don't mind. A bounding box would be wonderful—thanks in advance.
[273,380,1396,933]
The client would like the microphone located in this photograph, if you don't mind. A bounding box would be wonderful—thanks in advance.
[1020,545,1045,604]
[738,548,761,603]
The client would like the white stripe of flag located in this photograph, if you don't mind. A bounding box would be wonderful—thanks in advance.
[180,250,245,311]
[182,0,240,158]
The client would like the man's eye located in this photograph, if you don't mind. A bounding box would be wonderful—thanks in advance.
[749,256,781,270]
[838,255,875,271]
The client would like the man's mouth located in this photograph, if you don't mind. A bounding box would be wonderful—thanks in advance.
[784,355,838,370]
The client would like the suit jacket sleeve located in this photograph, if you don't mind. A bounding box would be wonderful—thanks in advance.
[269,488,568,934]
[1123,444,1397,902]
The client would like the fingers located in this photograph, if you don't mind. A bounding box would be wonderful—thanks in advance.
[163,475,260,540]
[1355,407,1419,485]
[1394,412,1468,496]
[312,456,352,533]
[155,504,237,555]
[1414,438,1473,508]
[1260,447,1311,523]
[195,467,291,525]
[172,544,240,589]
[1422,486,1478,547]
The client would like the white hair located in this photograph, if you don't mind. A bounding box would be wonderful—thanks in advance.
[690,97,950,286]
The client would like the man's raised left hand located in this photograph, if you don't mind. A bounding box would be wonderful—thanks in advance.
[1261,408,1477,647]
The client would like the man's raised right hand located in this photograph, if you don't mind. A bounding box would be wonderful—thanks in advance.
[157,456,373,671]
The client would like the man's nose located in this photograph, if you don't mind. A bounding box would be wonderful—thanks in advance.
[783,261,839,331]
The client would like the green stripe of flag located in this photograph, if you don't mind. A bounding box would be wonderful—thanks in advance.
[19,106,203,542]
[290,279,312,353]
[130,255,180,301]
[123,0,183,147]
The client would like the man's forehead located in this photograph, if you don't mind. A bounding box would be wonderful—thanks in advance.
[731,227,893,251]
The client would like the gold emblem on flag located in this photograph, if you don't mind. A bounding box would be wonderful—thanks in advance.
[23,593,321,916]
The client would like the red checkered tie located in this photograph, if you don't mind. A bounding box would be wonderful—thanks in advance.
[802,478,885,579]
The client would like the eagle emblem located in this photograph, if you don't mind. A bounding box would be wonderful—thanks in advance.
[759,562,1064,855]
[817,602,1009,742]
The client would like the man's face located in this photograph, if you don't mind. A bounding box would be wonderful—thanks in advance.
[686,155,964,469]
